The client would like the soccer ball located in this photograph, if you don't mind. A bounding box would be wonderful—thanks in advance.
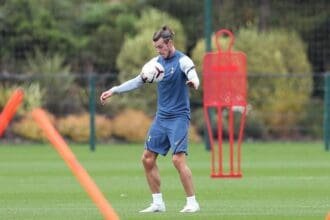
[140,61,165,83]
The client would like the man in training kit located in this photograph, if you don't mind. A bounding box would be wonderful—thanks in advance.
[100,25,200,213]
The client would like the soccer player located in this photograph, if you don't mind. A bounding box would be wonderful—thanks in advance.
[100,25,200,213]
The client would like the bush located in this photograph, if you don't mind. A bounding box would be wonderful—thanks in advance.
[79,2,137,73]
[24,49,83,114]
[20,83,44,114]
[297,99,324,139]
[189,125,202,143]
[191,28,313,138]
[0,0,78,73]
[0,84,44,117]
[11,111,55,142]
[236,28,312,137]
[111,108,201,143]
[111,109,152,142]
[243,109,268,140]
[57,113,112,143]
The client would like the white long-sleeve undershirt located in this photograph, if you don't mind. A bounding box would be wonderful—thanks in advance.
[110,75,144,94]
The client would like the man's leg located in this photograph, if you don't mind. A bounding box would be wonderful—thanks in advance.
[172,153,200,212]
[139,149,165,212]
[141,149,160,193]
[172,153,194,196]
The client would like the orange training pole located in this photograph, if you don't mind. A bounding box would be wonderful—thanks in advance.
[31,108,119,220]
[0,88,24,137]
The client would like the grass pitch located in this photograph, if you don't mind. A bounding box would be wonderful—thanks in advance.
[0,141,329,220]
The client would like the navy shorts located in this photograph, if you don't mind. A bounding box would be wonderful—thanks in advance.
[145,116,190,156]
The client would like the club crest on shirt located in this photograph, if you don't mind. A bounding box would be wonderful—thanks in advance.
[170,67,174,74]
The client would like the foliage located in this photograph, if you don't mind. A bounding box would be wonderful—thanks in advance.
[236,28,312,137]
[188,125,202,143]
[0,0,328,141]
[110,108,200,143]
[24,49,83,114]
[57,113,112,143]
[0,84,44,116]
[243,109,268,139]
[0,85,15,110]
[18,83,44,115]
[11,111,55,142]
[12,111,113,143]
[111,109,152,142]
[0,0,136,73]
[0,0,328,75]
[147,0,330,104]
[0,0,79,72]
[192,28,312,138]
[77,2,137,73]
[297,99,324,139]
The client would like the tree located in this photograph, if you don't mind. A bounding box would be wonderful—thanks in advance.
[76,2,137,73]
[0,0,137,74]
[0,0,78,72]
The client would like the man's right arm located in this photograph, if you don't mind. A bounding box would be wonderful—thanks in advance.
[110,75,144,94]
[100,75,144,104]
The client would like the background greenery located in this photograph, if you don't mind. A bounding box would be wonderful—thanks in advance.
[0,0,329,142]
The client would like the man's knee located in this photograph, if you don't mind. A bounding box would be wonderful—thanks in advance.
[141,151,156,169]
[172,153,185,169]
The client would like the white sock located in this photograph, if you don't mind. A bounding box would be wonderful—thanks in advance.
[152,193,163,204]
[186,195,198,206]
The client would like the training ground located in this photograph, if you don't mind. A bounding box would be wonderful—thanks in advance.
[0,142,329,220]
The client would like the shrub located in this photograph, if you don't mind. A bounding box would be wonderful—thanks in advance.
[244,110,268,140]
[0,83,44,116]
[19,83,44,116]
[191,28,312,138]
[0,0,78,73]
[24,49,83,114]
[57,113,112,143]
[189,125,202,143]
[0,85,14,110]
[111,108,201,143]
[112,109,152,142]
[11,111,55,142]
[236,28,312,137]
[297,99,324,139]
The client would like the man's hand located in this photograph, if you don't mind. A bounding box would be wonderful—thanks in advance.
[100,89,113,105]
[186,79,199,90]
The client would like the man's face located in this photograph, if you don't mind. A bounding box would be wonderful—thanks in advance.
[153,38,172,59]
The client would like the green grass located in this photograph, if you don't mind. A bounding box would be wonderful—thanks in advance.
[0,142,329,220]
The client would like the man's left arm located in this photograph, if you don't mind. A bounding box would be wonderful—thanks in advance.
[180,56,200,90]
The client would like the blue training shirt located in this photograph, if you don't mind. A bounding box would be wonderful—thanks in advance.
[110,50,198,120]
[155,50,195,120]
